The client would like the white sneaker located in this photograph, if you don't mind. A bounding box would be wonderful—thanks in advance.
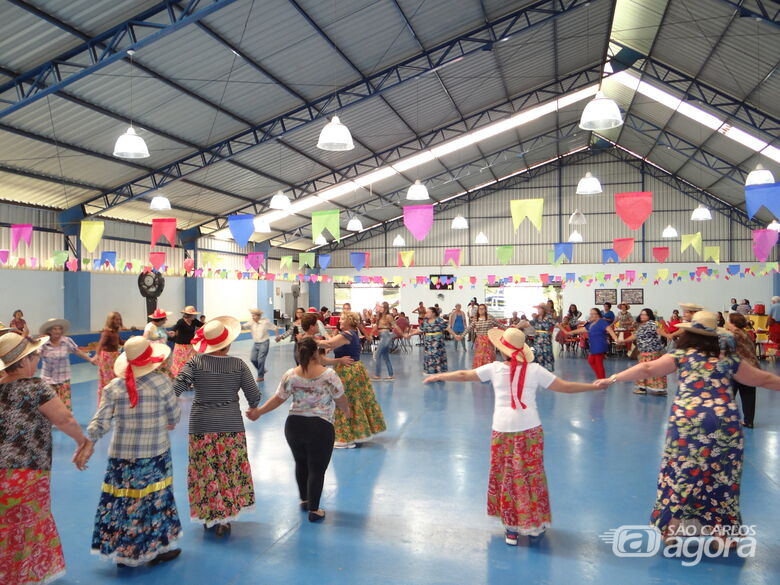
[334,442,356,449]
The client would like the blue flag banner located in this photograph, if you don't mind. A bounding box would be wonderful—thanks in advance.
[727,264,741,275]
[554,242,573,262]
[227,215,255,248]
[100,251,116,268]
[351,252,367,271]
[319,254,331,270]
[602,248,619,263]
[745,183,780,219]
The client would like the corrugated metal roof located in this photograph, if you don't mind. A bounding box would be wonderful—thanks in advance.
[394,0,484,48]
[0,169,97,208]
[0,4,80,72]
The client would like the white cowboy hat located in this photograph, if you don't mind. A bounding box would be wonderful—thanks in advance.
[0,333,49,371]
[675,311,722,337]
[679,302,705,313]
[39,318,70,336]
[114,336,171,378]
[181,305,199,315]
[487,327,535,363]
[249,308,263,315]
[192,316,241,354]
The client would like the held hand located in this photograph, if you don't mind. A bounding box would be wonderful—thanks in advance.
[594,378,613,388]
[343,408,352,419]
[275,336,282,342]
[423,374,440,384]
[73,439,93,470]
[338,356,354,366]
[167,424,176,431]
[245,408,261,421]
[89,357,98,365]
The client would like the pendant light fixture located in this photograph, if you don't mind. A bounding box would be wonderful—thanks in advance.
[149,194,171,211]
[768,220,780,232]
[662,225,678,238]
[346,216,363,232]
[317,116,354,151]
[269,190,290,210]
[314,234,327,246]
[451,215,468,229]
[392,234,405,247]
[568,209,586,225]
[406,179,429,200]
[475,231,489,244]
[690,204,712,221]
[576,172,602,195]
[113,50,150,159]
[579,91,623,131]
[745,163,775,186]
[254,217,271,233]
[567,229,583,243]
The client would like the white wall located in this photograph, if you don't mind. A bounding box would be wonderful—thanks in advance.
[203,279,259,322]
[0,269,64,332]
[90,273,185,331]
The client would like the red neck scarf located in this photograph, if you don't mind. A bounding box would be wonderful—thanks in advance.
[191,326,229,353]
[500,337,529,410]
[125,346,163,408]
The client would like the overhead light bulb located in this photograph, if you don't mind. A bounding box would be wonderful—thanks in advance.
[568,209,586,225]
[149,195,171,211]
[662,225,678,238]
[745,163,775,186]
[690,204,712,221]
[579,91,623,130]
[568,229,583,243]
[406,179,430,200]
[254,217,271,232]
[451,215,468,229]
[314,234,327,245]
[768,220,780,232]
[346,217,364,232]
[317,116,354,151]
[113,126,150,159]
[269,190,290,210]
[576,172,602,195]
[392,234,405,247]
[475,231,489,244]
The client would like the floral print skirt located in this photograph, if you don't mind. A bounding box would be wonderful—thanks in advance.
[423,337,448,374]
[638,351,667,390]
[0,469,65,585]
[333,361,387,444]
[533,332,554,372]
[473,335,496,368]
[51,381,71,411]
[91,450,181,565]
[97,350,119,403]
[488,426,551,535]
[170,343,195,377]
[188,433,255,527]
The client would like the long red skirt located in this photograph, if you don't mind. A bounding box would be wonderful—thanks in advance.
[472,335,496,368]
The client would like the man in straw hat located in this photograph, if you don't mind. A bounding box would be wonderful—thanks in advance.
[38,318,97,412]
[596,310,780,546]
[246,308,272,381]
[423,327,602,545]
[168,306,202,376]
[0,332,92,584]
[83,336,182,567]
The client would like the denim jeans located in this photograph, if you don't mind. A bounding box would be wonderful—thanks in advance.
[453,329,466,350]
[250,340,270,377]
[375,330,394,377]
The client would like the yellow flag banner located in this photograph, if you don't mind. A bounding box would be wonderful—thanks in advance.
[680,232,702,256]
[657,268,669,280]
[80,221,104,253]
[400,250,415,268]
[200,252,220,266]
[704,245,720,264]
[510,198,544,231]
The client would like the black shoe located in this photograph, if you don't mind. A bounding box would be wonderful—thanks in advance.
[300,501,309,512]
[148,549,181,566]
[308,510,326,523]
[743,421,754,428]
[214,523,231,537]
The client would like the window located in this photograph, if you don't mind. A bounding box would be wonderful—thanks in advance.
[483,283,561,318]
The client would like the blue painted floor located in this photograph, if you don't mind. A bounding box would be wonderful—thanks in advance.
[50,341,780,585]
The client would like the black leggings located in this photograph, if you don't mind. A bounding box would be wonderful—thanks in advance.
[284,415,335,511]
[733,382,756,425]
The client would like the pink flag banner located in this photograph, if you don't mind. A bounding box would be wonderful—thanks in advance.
[149,252,166,270]
[66,258,79,271]
[245,252,264,271]
[613,238,635,260]
[752,229,778,262]
[652,247,670,263]
[183,258,195,273]
[0,250,8,264]
[11,224,32,252]
[614,192,653,230]
[443,248,461,267]
[403,205,433,241]
[151,218,177,247]
[17,258,26,267]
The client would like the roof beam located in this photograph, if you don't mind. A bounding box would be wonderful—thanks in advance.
[63,0,598,221]
[716,0,780,30]
[0,0,239,118]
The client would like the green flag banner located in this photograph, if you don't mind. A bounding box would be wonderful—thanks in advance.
[496,245,513,265]
[311,209,340,242]
[299,253,315,269]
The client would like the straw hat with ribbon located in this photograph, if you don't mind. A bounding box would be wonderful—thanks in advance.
[675,311,722,337]
[487,328,536,410]
[148,308,170,320]
[39,318,70,336]
[181,306,199,315]
[249,308,263,316]
[191,317,241,354]
[0,333,48,371]
[113,336,171,408]
[679,302,704,314]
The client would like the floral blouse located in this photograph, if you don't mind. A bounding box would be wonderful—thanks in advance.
[529,315,557,335]
[0,378,56,470]
[276,368,344,424]
[732,329,758,367]
[469,317,503,336]
[420,317,447,336]
[635,321,665,353]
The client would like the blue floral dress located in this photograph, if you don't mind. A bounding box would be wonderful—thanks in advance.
[651,349,743,532]
[529,316,557,372]
[421,318,448,374]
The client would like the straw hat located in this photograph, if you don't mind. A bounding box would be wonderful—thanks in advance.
[487,328,535,363]
[191,316,241,354]
[249,308,263,316]
[675,311,721,337]
[679,302,704,313]
[0,333,49,371]
[181,306,199,315]
[148,308,170,320]
[114,336,171,378]
[39,318,70,336]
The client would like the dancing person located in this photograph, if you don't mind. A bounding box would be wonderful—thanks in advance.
[468,303,504,368]
[143,309,170,344]
[372,303,403,381]
[424,328,601,545]
[767,296,780,344]
[9,309,29,336]
[666,310,682,334]
[566,308,611,379]
[276,307,305,364]
[613,308,668,396]
[565,304,582,323]
[595,311,780,545]
[664,302,704,343]
[317,312,386,449]
[449,303,467,350]
[407,306,455,374]
[727,313,758,428]
[602,302,615,324]
[414,301,426,326]
[520,305,558,372]
[247,338,350,522]
[95,311,124,404]
[39,318,97,412]
[247,308,272,381]
[168,306,202,377]
[545,300,557,320]
[84,337,182,567]
[0,332,92,585]
[173,317,261,536]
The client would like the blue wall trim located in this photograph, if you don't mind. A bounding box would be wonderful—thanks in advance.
[64,271,91,333]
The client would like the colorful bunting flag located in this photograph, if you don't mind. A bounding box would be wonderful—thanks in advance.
[351,252,368,271]
[602,249,619,263]
[318,254,331,270]
[100,251,116,268]
[0,250,9,265]
[614,192,653,230]
[279,256,293,271]
[52,251,68,266]
[553,242,573,262]
[399,251,415,267]
[613,238,634,260]
[680,232,702,256]
[149,252,166,270]
[299,253,315,269]
[80,221,104,253]
[311,209,340,242]
[745,183,780,219]
[443,248,461,267]
[652,247,669,263]
[496,246,513,265]
[510,198,543,231]
[227,215,254,248]
[703,245,720,264]
[10,224,32,252]
[184,258,195,273]
[151,218,176,247]
[404,205,433,241]
[752,229,778,262]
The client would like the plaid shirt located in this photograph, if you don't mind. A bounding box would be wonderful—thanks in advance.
[40,337,79,384]
[87,370,180,459]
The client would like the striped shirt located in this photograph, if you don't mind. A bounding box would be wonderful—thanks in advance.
[173,354,261,434]
[87,371,180,459]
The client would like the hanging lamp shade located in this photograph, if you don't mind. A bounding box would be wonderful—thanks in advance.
[475,231,489,244]
[149,195,171,211]
[113,126,149,159]
[254,217,272,233]
[269,190,290,210]
[317,116,354,151]
[768,220,780,232]
[406,179,430,200]
[690,204,712,221]
[576,172,602,195]
[314,234,327,246]
[567,229,583,243]
[568,209,586,225]
[392,234,405,247]
[579,91,623,130]
[346,216,364,232]
[662,224,678,238]
[451,215,468,229]
[745,163,775,186]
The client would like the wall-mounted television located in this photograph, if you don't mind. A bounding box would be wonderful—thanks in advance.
[429,274,454,290]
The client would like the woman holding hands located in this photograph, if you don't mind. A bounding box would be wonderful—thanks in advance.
[407,306,457,374]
